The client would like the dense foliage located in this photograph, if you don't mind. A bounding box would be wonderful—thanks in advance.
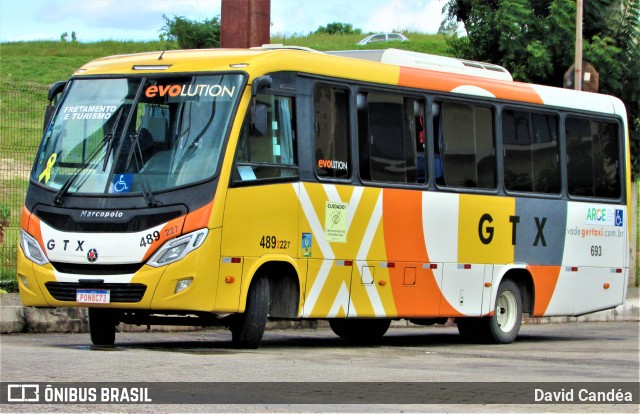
[442,0,640,177]
[314,22,362,35]
[160,14,221,49]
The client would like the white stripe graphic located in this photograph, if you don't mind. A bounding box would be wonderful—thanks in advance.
[353,191,386,317]
[297,183,382,318]
[298,183,333,259]
[297,183,335,317]
[328,281,354,318]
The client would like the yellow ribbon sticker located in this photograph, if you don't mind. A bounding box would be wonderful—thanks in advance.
[38,153,57,183]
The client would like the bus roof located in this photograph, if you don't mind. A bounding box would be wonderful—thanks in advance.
[73,46,624,117]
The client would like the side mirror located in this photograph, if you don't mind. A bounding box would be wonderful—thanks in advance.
[251,76,272,96]
[48,81,66,103]
[250,103,268,137]
[249,76,272,137]
[43,81,67,130]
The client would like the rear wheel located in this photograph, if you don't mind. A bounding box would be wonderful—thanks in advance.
[230,276,270,349]
[456,317,483,341]
[456,279,522,344]
[329,319,391,342]
[88,308,118,346]
[488,279,522,344]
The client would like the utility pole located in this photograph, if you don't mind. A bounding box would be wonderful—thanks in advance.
[574,0,583,91]
[220,0,271,48]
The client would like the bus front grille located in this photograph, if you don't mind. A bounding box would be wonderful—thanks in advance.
[45,282,147,303]
[49,262,144,275]
[36,210,182,233]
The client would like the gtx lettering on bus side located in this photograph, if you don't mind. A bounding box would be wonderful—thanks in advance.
[479,214,547,247]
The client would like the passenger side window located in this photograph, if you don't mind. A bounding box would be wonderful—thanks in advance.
[438,102,495,189]
[233,94,298,183]
[502,110,560,193]
[314,86,350,179]
[357,92,423,183]
[566,117,620,198]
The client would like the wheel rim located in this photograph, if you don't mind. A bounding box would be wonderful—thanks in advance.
[496,290,517,333]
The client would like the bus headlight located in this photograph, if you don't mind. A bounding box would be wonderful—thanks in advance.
[147,228,208,267]
[20,230,49,266]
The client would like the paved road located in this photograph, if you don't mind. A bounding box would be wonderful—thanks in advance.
[1,322,638,413]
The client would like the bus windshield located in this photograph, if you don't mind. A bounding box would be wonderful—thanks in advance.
[33,73,244,196]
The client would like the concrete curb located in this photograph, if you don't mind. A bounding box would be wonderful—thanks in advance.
[1,290,638,335]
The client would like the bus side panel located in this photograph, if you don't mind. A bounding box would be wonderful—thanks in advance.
[221,183,300,310]
[301,259,353,318]
[384,189,447,317]
[297,183,397,318]
[221,183,299,258]
[562,202,627,315]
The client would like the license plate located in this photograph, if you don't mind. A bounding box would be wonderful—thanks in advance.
[76,289,110,304]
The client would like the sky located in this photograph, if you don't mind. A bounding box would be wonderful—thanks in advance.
[0,0,449,43]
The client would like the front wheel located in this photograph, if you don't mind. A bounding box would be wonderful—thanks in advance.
[230,276,270,349]
[88,308,118,346]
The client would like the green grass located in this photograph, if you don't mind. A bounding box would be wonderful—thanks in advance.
[271,31,452,55]
[0,33,450,87]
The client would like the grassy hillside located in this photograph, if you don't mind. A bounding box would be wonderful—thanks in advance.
[0,32,450,87]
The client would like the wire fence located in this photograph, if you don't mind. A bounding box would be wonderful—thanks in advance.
[0,83,47,287]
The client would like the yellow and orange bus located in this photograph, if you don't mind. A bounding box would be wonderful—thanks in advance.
[18,46,631,347]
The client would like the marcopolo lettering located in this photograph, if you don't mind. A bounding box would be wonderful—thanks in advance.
[145,84,236,99]
[79,210,124,219]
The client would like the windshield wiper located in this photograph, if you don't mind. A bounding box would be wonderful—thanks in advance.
[102,107,124,170]
[126,132,160,207]
[54,134,113,205]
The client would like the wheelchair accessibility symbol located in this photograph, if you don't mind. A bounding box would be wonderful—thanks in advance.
[110,174,132,193]
[615,209,624,227]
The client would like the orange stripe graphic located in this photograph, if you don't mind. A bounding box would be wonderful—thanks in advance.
[398,67,544,104]
[382,189,462,317]
[527,265,561,316]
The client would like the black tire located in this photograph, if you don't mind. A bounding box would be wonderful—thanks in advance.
[329,319,391,342]
[456,279,523,344]
[487,279,522,344]
[231,276,270,349]
[88,308,118,346]
[456,317,485,342]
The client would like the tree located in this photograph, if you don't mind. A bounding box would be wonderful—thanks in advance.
[160,14,221,49]
[442,0,640,177]
[314,22,362,35]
